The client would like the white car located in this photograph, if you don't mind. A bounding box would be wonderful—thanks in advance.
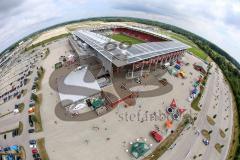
[135,77,141,84]
[13,109,19,114]
[75,65,87,71]
[202,139,209,145]
[188,96,193,102]
[29,144,37,148]
[32,89,37,93]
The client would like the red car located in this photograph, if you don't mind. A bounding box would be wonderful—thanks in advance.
[32,148,38,154]
[150,131,163,142]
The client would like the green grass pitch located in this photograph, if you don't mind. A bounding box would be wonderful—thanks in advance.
[110,34,144,44]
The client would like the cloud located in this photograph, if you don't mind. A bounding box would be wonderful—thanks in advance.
[225,11,240,29]
[0,0,24,14]
[0,0,63,51]
[112,0,240,62]
[0,0,239,63]
[0,0,25,27]
[113,1,187,20]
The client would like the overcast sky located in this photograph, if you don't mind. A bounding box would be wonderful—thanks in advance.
[0,0,239,62]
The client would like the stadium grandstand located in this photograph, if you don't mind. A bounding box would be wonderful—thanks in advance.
[69,24,190,79]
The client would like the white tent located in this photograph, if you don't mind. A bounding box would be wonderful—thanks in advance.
[13,109,19,114]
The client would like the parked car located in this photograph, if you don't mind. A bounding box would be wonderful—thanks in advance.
[14,104,19,109]
[30,122,34,127]
[75,65,86,71]
[32,148,38,154]
[29,139,36,144]
[17,94,21,99]
[29,115,34,127]
[12,129,18,137]
[24,79,28,85]
[3,147,10,152]
[150,131,163,142]
[32,89,37,94]
[202,139,209,145]
[29,101,36,107]
[32,85,36,90]
[16,156,22,160]
[28,129,35,133]
[135,77,141,84]
[29,144,37,148]
[33,153,40,159]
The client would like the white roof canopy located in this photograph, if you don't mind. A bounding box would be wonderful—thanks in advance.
[58,67,101,103]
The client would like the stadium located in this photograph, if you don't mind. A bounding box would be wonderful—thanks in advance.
[70,24,189,79]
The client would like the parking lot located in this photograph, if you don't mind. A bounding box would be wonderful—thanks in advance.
[0,45,47,160]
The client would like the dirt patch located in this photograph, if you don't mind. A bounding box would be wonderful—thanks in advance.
[207,115,215,126]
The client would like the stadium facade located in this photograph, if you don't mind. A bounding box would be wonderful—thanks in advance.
[69,24,190,79]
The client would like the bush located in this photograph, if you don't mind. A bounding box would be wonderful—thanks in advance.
[31,93,39,102]
[31,115,38,123]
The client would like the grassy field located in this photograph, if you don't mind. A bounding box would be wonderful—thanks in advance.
[18,103,25,113]
[191,94,201,111]
[18,121,23,135]
[20,146,26,160]
[25,33,70,51]
[158,29,209,61]
[201,129,211,140]
[37,138,49,160]
[36,67,45,91]
[188,47,208,60]
[219,129,226,138]
[215,143,223,153]
[191,68,209,111]
[207,115,216,126]
[34,94,43,132]
[110,34,144,44]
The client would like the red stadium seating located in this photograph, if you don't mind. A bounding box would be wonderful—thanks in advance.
[113,28,165,42]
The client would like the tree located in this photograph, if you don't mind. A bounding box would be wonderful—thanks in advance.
[31,115,38,123]
[31,93,38,102]
[37,71,41,78]
[213,114,217,119]
[40,66,44,72]
[208,130,213,134]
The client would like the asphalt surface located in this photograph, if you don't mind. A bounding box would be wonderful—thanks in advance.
[159,63,233,160]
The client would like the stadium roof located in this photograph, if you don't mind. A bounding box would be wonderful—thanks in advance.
[73,28,190,67]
